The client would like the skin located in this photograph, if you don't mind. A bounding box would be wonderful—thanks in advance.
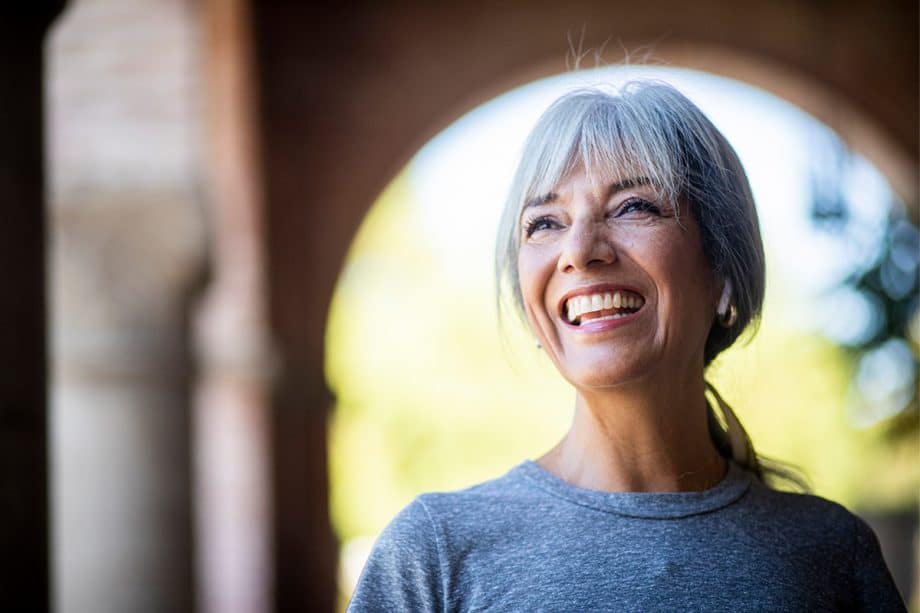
[517,164,727,493]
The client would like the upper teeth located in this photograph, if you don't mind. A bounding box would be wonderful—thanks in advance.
[565,291,643,322]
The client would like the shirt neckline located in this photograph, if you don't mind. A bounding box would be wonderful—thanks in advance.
[514,458,752,519]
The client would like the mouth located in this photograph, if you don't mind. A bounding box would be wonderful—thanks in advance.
[560,287,646,327]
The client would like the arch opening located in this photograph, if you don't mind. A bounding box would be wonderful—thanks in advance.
[326,64,918,606]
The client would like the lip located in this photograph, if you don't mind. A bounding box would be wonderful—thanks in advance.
[556,283,646,322]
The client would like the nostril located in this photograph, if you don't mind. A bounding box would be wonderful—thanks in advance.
[557,230,617,272]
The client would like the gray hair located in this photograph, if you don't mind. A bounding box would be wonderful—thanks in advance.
[495,81,763,363]
[494,80,806,490]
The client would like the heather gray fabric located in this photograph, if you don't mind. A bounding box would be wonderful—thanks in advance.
[348,460,906,612]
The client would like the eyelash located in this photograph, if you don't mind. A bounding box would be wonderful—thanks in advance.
[617,198,661,216]
[522,198,661,238]
[524,215,557,237]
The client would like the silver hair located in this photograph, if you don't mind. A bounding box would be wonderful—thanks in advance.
[494,80,807,490]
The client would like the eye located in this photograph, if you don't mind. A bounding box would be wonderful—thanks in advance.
[523,215,560,237]
[614,198,662,217]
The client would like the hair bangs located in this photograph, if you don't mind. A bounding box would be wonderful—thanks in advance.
[519,89,687,227]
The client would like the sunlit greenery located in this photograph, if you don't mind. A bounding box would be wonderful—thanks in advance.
[326,169,917,555]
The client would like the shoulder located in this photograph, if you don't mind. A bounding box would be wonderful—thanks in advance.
[348,466,533,612]
[378,495,440,542]
[414,463,557,540]
[368,466,531,550]
[347,496,445,612]
[726,480,905,609]
[743,478,867,538]
[377,463,551,565]
[418,464,538,516]
[753,488,907,610]
[369,464,532,545]
[742,481,899,584]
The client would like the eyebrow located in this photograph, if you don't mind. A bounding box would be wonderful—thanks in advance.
[522,176,654,212]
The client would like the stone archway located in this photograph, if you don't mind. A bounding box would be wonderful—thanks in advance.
[250,2,916,608]
[6,1,911,610]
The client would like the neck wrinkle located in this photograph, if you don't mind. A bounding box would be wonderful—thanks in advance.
[540,376,726,493]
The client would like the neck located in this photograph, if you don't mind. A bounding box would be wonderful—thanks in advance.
[537,373,726,493]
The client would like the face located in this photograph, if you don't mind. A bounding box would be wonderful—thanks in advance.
[517,164,720,390]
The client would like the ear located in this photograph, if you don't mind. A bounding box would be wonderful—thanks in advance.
[717,278,733,317]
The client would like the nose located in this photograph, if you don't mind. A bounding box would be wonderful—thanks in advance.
[557,216,617,273]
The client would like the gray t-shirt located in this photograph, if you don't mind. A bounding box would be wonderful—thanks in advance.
[348,459,905,612]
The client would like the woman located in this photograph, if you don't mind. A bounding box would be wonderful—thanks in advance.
[348,81,906,612]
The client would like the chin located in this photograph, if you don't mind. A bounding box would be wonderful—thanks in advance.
[560,354,653,390]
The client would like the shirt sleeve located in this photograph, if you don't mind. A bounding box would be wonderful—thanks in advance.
[849,514,907,612]
[347,496,445,613]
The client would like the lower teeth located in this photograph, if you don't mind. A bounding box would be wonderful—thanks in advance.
[577,309,636,325]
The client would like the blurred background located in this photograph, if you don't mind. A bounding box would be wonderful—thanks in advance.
[1,1,917,612]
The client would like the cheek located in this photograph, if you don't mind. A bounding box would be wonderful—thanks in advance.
[648,235,714,323]
[517,245,556,307]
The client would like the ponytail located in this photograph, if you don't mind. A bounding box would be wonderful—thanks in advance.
[705,381,810,492]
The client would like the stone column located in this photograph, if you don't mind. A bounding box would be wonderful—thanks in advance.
[194,0,274,610]
[47,1,204,611]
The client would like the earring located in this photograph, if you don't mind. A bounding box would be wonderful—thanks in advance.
[535,338,542,349]
[717,279,738,328]
[719,303,738,328]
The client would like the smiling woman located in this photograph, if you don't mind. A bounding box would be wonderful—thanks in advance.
[521,171,712,388]
[499,84,766,488]
[346,82,906,612]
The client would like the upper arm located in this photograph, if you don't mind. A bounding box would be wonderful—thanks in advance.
[848,513,906,612]
[347,496,445,613]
